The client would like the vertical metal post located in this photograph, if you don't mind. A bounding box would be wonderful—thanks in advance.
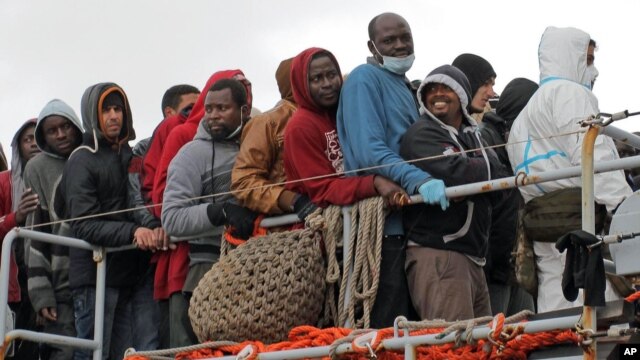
[92,249,107,360]
[341,206,353,328]
[0,230,16,342]
[581,126,598,360]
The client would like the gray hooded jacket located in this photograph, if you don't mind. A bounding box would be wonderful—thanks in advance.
[162,118,238,269]
[24,99,83,310]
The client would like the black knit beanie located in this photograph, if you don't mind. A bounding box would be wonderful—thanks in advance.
[452,53,496,98]
[103,91,124,109]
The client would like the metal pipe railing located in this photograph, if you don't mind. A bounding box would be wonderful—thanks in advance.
[168,155,640,243]
[209,315,581,359]
[602,126,640,150]
[581,126,599,360]
[0,229,106,359]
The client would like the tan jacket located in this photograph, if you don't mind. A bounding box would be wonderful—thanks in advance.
[231,99,297,214]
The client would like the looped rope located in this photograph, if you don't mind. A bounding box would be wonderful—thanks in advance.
[486,313,506,353]
[123,340,239,360]
[338,197,386,328]
[435,315,494,340]
[328,328,372,359]
[235,344,258,360]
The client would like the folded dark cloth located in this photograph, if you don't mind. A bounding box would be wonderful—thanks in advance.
[555,230,605,306]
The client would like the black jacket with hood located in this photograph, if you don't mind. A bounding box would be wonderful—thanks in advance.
[57,83,143,288]
[479,78,538,283]
[400,65,504,260]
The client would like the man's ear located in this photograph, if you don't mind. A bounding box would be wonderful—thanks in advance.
[241,104,250,119]
[163,106,177,118]
[367,40,376,56]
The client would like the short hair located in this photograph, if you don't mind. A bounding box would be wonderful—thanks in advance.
[161,84,200,114]
[368,14,383,41]
[589,39,597,49]
[208,78,247,108]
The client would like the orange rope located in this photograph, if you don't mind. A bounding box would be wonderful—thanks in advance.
[223,215,269,247]
[625,290,640,303]
[123,318,581,360]
[0,337,10,360]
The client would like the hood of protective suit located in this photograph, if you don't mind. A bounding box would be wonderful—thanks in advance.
[539,26,592,88]
[35,99,84,158]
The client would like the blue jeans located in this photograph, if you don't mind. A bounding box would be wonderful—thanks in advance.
[72,270,159,360]
[72,286,120,360]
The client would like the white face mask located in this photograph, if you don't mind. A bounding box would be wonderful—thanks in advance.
[371,42,415,75]
[586,64,599,90]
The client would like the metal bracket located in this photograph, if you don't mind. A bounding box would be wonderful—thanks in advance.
[92,248,105,263]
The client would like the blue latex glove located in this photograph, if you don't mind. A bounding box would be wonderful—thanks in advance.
[418,179,449,211]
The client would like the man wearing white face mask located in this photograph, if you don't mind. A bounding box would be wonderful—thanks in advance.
[507,27,630,312]
[337,12,448,327]
[587,39,599,89]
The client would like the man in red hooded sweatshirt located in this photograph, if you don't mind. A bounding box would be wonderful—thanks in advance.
[284,48,406,220]
[150,70,252,348]
[0,119,41,359]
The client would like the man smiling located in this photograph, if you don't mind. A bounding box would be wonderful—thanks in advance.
[400,65,500,321]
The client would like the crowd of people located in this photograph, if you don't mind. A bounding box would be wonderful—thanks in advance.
[0,11,635,360]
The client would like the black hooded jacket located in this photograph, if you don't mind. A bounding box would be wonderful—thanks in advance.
[57,82,142,288]
[479,78,538,283]
[401,65,502,259]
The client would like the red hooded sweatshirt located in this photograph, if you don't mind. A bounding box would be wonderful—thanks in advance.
[284,48,376,208]
[0,119,38,303]
[151,69,252,300]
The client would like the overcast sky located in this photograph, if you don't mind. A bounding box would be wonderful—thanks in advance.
[2,0,640,162]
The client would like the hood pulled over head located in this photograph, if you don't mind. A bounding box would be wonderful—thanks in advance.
[35,99,84,155]
[417,64,473,120]
[290,47,342,114]
[276,57,295,104]
[538,26,592,88]
[80,82,135,149]
[496,78,539,128]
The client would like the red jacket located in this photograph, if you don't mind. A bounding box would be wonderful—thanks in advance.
[141,113,188,213]
[284,48,377,208]
[0,170,22,303]
[151,70,252,300]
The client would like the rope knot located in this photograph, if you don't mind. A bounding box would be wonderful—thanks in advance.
[235,344,259,360]
[351,331,380,359]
